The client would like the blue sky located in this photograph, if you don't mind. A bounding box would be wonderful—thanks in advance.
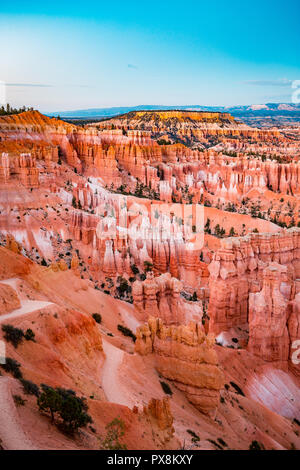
[0,0,299,111]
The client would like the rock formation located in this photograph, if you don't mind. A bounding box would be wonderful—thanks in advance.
[132,272,186,324]
[135,317,224,414]
[248,263,289,367]
[208,228,300,335]
[0,283,21,314]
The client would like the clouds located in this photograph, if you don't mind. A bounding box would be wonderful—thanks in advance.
[5,83,91,88]
[244,79,293,87]
[6,83,53,87]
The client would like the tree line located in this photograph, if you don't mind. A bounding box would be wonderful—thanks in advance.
[0,103,34,116]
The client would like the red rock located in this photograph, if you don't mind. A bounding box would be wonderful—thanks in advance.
[135,317,224,414]
[248,263,289,367]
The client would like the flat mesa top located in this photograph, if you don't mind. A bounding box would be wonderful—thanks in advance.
[118,110,235,121]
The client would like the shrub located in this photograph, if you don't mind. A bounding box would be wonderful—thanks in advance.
[157,139,171,146]
[38,384,62,422]
[207,438,223,450]
[0,357,23,379]
[229,381,245,396]
[20,379,40,397]
[131,264,139,275]
[24,328,35,342]
[144,261,153,272]
[186,429,200,443]
[38,385,92,433]
[58,393,92,433]
[117,324,136,342]
[160,380,173,395]
[116,278,130,297]
[92,313,102,324]
[249,440,264,450]
[2,324,24,348]
[13,395,26,407]
[99,417,127,450]
[217,437,228,447]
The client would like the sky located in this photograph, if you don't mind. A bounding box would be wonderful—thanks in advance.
[0,0,300,112]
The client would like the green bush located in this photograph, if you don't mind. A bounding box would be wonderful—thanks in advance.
[2,324,24,348]
[13,395,26,407]
[0,357,22,379]
[99,417,127,450]
[116,278,130,297]
[58,393,92,433]
[92,313,102,324]
[131,264,139,275]
[20,379,40,397]
[249,440,264,450]
[38,385,92,433]
[207,438,223,450]
[159,380,173,395]
[217,437,228,447]
[144,261,153,272]
[38,384,62,422]
[186,429,200,443]
[117,324,136,342]
[229,381,245,396]
[24,328,35,341]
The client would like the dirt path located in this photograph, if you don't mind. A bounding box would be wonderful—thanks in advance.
[0,277,53,323]
[101,339,134,407]
[0,377,40,450]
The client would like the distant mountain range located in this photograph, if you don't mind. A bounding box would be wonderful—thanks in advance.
[46,103,300,120]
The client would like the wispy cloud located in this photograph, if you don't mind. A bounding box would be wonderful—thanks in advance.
[6,83,92,88]
[264,93,293,101]
[128,64,138,69]
[244,79,292,87]
[6,83,53,88]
